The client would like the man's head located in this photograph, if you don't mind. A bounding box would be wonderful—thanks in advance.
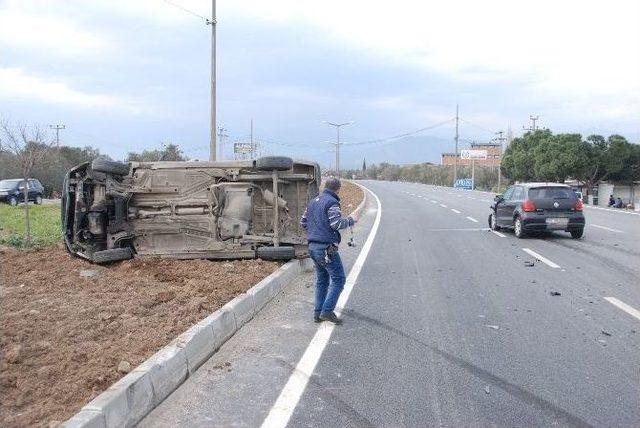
[324,177,341,194]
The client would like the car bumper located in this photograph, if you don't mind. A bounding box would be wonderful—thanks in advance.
[521,213,585,231]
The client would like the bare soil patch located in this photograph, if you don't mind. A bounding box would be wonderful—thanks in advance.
[339,181,365,216]
[0,246,279,427]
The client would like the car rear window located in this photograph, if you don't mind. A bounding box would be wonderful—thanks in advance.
[528,187,575,199]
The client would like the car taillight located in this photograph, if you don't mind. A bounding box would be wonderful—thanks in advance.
[522,199,536,212]
[575,199,583,211]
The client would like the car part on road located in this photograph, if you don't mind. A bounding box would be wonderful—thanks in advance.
[62,157,320,264]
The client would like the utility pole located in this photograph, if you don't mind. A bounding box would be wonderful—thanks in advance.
[453,104,459,187]
[49,124,65,145]
[217,126,228,160]
[324,121,353,177]
[523,115,539,132]
[206,0,217,161]
[495,130,506,192]
[250,118,254,160]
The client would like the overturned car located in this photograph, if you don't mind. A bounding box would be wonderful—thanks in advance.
[62,157,320,264]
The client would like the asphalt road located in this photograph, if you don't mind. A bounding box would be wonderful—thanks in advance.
[141,180,640,427]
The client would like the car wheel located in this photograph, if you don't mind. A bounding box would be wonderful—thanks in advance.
[514,216,526,238]
[91,158,131,176]
[35,195,43,205]
[92,247,133,264]
[256,156,293,171]
[570,229,584,239]
[256,246,296,260]
[9,196,18,206]
[489,212,500,230]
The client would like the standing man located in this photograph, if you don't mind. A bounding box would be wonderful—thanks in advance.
[300,177,356,325]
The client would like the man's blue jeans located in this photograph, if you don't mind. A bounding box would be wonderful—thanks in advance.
[309,247,346,315]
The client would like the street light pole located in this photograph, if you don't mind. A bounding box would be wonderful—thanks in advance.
[324,121,353,177]
[207,0,217,161]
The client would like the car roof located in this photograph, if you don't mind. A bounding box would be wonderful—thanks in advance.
[516,182,570,188]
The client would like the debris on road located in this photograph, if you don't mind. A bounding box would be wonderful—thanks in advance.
[524,261,535,267]
[485,325,500,330]
[484,386,491,394]
[601,330,612,337]
[550,291,562,296]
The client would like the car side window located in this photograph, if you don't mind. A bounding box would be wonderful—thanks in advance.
[503,186,515,200]
[28,180,36,189]
[512,186,524,201]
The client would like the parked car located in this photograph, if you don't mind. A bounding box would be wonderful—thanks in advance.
[0,178,45,206]
[488,183,585,239]
[62,157,320,264]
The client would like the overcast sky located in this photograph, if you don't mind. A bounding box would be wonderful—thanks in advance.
[1,0,638,169]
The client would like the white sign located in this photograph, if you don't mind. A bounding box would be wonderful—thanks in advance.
[234,143,253,154]
[460,149,487,160]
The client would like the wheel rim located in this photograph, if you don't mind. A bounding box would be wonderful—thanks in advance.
[491,214,496,229]
[515,218,521,235]
[10,198,17,206]
[36,196,42,204]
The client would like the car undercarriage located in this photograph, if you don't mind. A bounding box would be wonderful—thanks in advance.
[62,157,320,263]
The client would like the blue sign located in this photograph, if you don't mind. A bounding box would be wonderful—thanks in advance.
[454,178,473,190]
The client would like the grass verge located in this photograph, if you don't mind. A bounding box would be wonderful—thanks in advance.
[0,204,61,248]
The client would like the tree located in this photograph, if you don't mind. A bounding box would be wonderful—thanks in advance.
[501,129,553,181]
[532,133,587,182]
[127,142,187,162]
[0,120,57,245]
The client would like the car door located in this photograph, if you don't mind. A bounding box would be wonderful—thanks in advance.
[496,186,515,225]
[17,180,28,202]
[28,180,38,200]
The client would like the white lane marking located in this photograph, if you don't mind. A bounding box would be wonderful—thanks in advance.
[430,200,437,204]
[522,248,560,269]
[491,230,506,238]
[440,204,448,208]
[585,205,640,216]
[466,216,478,223]
[481,199,491,203]
[451,209,461,214]
[604,297,640,321]
[590,224,623,233]
[261,186,382,428]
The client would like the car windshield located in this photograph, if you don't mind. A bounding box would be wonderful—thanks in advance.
[528,187,574,199]
[0,179,21,190]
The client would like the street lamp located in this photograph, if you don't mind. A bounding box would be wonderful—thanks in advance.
[323,121,353,177]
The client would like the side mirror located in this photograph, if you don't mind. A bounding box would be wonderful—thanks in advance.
[494,194,503,202]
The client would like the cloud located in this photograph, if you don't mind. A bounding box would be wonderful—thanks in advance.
[0,2,113,57]
[0,68,147,113]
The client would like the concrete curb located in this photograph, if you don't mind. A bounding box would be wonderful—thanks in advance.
[64,258,311,428]
[64,185,365,428]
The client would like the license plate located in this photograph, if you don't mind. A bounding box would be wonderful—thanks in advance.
[546,217,568,226]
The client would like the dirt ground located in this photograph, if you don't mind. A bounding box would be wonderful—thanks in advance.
[0,247,280,427]
[0,180,364,427]
[338,181,365,216]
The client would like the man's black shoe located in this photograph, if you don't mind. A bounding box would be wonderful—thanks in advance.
[319,312,343,325]
[314,315,321,323]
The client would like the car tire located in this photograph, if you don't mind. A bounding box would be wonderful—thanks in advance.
[256,156,293,171]
[92,247,133,264]
[570,228,584,239]
[34,195,43,205]
[256,246,296,260]
[514,216,526,238]
[489,212,500,230]
[91,158,131,176]
[9,196,18,206]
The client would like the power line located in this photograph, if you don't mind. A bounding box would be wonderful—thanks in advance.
[162,0,209,22]
[343,118,455,146]
[459,117,496,135]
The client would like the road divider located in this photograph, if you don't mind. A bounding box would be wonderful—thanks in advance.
[604,297,640,321]
[522,248,560,269]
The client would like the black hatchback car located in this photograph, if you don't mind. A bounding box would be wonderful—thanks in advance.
[488,183,585,238]
[0,178,45,206]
